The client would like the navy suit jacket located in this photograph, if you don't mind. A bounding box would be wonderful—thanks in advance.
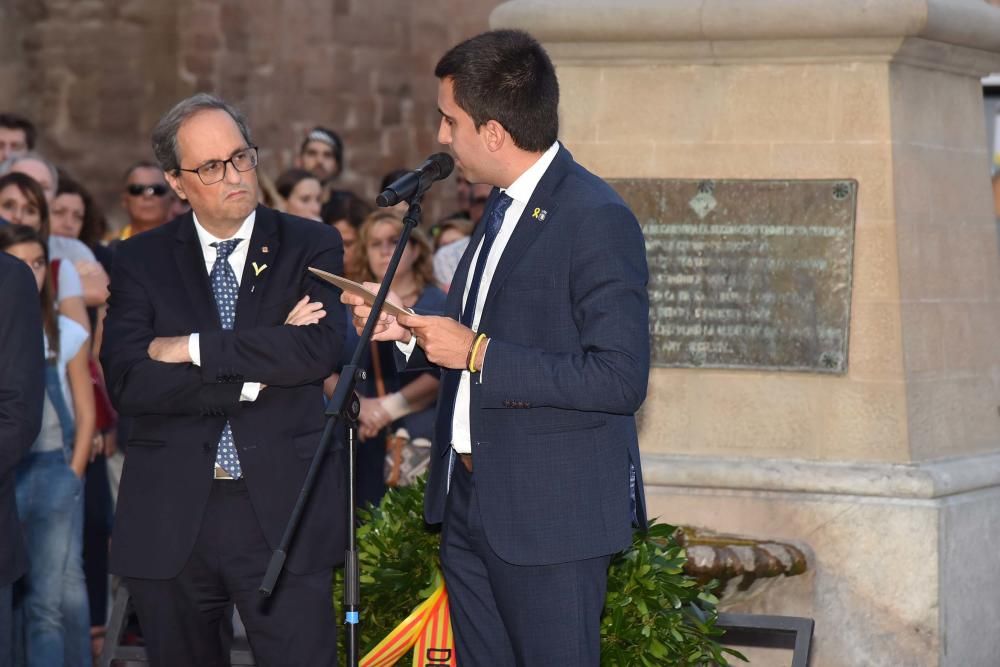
[0,254,45,586]
[415,145,650,566]
[101,206,347,578]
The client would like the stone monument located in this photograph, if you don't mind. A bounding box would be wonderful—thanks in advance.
[492,1,1000,665]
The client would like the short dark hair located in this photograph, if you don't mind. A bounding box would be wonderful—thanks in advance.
[274,168,319,199]
[0,113,37,150]
[300,126,344,170]
[321,189,372,229]
[55,170,107,247]
[151,94,253,173]
[434,29,558,152]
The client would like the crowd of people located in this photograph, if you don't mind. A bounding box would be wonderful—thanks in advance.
[0,110,480,665]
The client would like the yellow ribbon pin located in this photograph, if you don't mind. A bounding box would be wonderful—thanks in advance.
[531,207,547,221]
[252,262,267,276]
[532,207,541,219]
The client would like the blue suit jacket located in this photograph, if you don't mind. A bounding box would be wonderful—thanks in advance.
[101,206,347,578]
[415,145,650,566]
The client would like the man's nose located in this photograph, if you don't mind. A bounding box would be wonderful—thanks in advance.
[224,162,242,185]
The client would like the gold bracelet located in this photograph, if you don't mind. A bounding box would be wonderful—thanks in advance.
[468,333,487,373]
[465,332,482,372]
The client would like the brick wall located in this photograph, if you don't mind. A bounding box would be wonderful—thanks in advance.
[2,0,503,229]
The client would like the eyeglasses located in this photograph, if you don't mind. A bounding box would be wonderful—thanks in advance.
[127,183,170,197]
[176,146,258,185]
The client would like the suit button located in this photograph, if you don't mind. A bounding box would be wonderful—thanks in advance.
[503,400,512,408]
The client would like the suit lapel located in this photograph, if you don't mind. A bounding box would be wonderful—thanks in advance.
[173,213,220,332]
[235,206,280,330]
[482,147,568,307]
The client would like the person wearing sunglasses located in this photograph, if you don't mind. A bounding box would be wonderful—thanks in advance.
[118,161,173,241]
[100,93,346,666]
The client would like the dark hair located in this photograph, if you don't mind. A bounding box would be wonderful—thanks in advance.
[274,168,319,199]
[151,94,253,173]
[0,172,50,240]
[0,113,37,150]
[300,126,343,171]
[0,223,58,361]
[122,160,164,183]
[55,170,107,247]
[379,169,409,193]
[321,189,371,229]
[434,29,558,152]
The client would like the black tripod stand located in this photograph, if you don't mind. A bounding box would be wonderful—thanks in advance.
[258,193,430,667]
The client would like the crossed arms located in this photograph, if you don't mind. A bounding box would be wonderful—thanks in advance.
[101,242,344,418]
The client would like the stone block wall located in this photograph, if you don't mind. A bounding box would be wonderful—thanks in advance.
[1,0,503,228]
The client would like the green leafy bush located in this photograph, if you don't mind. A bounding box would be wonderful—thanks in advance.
[335,478,745,666]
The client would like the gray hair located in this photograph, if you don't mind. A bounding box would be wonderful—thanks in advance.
[151,93,253,173]
[0,152,59,192]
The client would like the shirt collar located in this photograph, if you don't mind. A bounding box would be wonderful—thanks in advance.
[502,142,560,205]
[192,209,257,252]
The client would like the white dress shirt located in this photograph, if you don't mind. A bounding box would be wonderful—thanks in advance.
[187,211,260,402]
[400,142,560,454]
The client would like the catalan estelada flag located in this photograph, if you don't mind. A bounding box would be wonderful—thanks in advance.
[360,583,456,667]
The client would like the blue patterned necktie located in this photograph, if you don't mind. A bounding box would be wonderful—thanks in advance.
[461,192,513,328]
[210,238,243,478]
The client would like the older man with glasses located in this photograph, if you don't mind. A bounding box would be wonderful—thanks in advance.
[100,93,347,666]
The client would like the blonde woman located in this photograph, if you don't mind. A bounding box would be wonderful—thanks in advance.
[331,210,444,506]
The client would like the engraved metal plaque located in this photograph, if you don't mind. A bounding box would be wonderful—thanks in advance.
[610,179,857,373]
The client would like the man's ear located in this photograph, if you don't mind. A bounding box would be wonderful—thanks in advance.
[482,120,507,153]
[165,171,187,201]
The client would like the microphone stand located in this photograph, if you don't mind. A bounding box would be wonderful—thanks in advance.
[259,190,428,667]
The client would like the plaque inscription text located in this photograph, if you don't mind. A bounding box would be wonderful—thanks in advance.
[610,179,857,373]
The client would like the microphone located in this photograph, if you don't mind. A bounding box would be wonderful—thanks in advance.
[376,153,454,207]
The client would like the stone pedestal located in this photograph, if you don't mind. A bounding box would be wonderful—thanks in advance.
[492,1,1000,664]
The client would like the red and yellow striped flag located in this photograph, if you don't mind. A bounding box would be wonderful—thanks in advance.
[360,583,456,667]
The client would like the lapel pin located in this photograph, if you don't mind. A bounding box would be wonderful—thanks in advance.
[252,262,268,276]
[531,207,547,221]
[261,246,269,254]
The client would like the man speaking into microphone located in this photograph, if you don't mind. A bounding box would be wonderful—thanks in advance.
[344,29,650,666]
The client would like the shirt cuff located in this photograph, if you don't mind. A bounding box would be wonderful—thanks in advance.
[396,334,416,360]
[188,333,201,366]
[478,339,490,383]
[240,382,261,402]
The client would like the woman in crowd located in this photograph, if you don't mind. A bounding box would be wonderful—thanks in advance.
[275,168,322,221]
[51,172,112,271]
[332,210,444,507]
[430,213,474,292]
[0,224,92,666]
[321,189,371,282]
[431,214,474,251]
[0,173,89,333]
[50,173,116,660]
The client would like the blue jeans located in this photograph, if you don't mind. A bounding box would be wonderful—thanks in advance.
[14,451,90,667]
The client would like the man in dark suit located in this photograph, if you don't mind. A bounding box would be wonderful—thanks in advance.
[0,250,45,667]
[101,94,346,666]
[344,30,650,666]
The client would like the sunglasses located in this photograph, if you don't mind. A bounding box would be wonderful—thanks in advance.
[127,184,170,197]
